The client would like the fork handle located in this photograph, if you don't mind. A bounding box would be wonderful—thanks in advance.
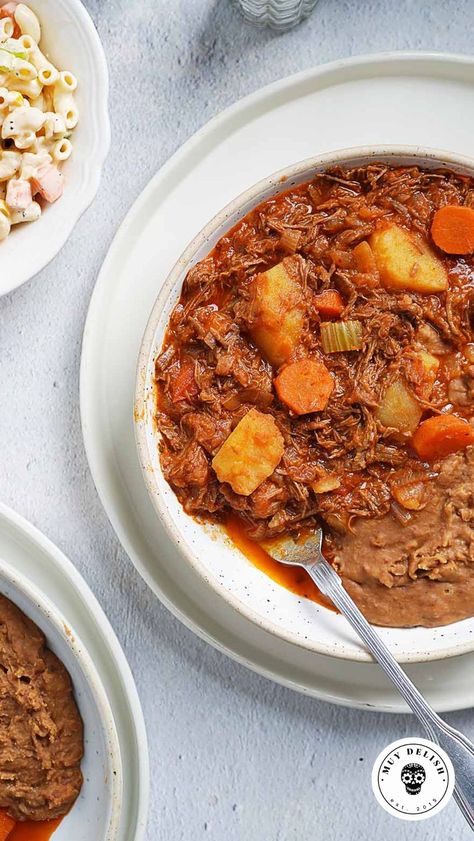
[307,560,474,830]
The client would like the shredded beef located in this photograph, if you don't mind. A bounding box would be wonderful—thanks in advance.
[154,164,474,539]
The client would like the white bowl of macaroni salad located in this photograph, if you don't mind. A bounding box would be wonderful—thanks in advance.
[0,0,109,294]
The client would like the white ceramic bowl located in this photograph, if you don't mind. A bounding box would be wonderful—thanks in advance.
[0,0,110,295]
[135,145,474,664]
[0,555,122,839]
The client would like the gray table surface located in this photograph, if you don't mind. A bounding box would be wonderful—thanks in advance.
[1,0,473,838]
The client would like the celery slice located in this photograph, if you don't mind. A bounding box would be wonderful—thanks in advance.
[1,43,28,59]
[320,320,363,353]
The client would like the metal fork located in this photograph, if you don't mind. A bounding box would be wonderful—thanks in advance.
[268,530,474,830]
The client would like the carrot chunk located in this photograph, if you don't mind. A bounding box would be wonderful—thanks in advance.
[274,358,334,415]
[0,810,15,841]
[412,414,474,461]
[313,289,344,318]
[170,359,198,403]
[431,205,474,255]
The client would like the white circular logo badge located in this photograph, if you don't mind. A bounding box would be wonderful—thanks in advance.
[371,737,455,821]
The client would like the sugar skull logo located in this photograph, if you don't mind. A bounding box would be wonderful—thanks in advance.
[400,762,426,795]
[372,737,454,821]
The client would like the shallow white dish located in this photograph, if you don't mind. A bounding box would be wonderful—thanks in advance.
[135,144,474,666]
[81,51,474,710]
[0,0,110,295]
[0,502,149,838]
[0,555,122,838]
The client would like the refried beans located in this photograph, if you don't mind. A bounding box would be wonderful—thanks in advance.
[0,595,83,822]
[154,163,474,628]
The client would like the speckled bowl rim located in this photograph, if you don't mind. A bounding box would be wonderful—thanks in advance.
[135,144,474,664]
[0,555,123,837]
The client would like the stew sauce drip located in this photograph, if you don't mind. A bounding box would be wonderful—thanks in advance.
[7,818,62,841]
[226,516,336,612]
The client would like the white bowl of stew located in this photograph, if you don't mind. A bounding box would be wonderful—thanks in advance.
[135,146,474,664]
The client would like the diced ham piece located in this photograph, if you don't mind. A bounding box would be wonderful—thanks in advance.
[31,163,64,203]
[6,178,32,211]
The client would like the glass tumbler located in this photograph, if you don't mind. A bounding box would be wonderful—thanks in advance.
[232,0,320,31]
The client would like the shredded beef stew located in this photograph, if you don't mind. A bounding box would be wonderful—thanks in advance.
[153,163,474,626]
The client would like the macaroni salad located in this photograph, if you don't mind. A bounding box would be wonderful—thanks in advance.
[0,2,79,240]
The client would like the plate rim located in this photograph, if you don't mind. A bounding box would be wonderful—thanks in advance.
[0,501,150,840]
[80,50,474,713]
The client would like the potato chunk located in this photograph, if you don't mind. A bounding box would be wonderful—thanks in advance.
[249,257,305,367]
[412,350,440,399]
[377,351,439,434]
[376,380,422,435]
[370,225,447,293]
[212,408,284,496]
[418,349,439,377]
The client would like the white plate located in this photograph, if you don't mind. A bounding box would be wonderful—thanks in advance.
[0,502,149,839]
[81,51,474,712]
[0,0,110,294]
[135,144,474,665]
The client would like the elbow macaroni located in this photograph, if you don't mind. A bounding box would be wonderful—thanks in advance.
[9,198,40,224]
[53,71,78,129]
[0,2,79,239]
[0,150,21,180]
[0,18,13,39]
[19,34,59,86]
[0,198,10,239]
[14,4,41,42]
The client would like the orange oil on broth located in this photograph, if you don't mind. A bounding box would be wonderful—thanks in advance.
[7,817,62,840]
[226,515,336,613]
